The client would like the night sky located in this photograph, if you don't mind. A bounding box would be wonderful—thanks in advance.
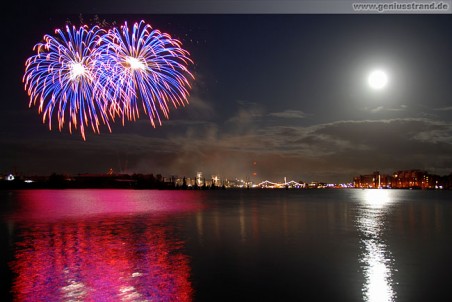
[1,1,451,183]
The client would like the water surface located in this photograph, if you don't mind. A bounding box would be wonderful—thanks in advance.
[1,189,451,301]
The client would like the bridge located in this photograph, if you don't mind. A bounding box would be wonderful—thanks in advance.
[256,179,304,189]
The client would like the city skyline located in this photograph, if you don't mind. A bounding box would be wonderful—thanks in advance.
[3,166,451,191]
[1,1,451,183]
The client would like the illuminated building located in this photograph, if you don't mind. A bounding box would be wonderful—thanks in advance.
[353,171,391,188]
[354,170,444,189]
[196,172,203,187]
[391,170,439,189]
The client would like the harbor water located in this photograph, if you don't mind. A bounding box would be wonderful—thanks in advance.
[1,188,451,301]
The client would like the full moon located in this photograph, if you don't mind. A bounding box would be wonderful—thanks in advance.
[368,70,388,90]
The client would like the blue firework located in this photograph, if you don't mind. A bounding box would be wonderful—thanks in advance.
[23,20,194,139]
[23,24,110,140]
[97,20,194,126]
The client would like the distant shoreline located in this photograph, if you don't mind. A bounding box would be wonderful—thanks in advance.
[1,181,450,191]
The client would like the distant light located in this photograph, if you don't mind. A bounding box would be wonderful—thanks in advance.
[6,174,15,181]
[368,70,388,90]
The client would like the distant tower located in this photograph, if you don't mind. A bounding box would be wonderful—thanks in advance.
[196,172,203,187]
[251,161,257,177]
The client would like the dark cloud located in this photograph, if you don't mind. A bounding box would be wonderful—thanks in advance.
[433,106,452,112]
[2,104,452,183]
[365,105,407,113]
[268,110,309,119]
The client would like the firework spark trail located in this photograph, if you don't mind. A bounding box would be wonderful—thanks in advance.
[98,20,194,127]
[23,20,194,140]
[23,25,110,140]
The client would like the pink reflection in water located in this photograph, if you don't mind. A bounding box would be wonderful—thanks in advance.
[11,217,193,301]
[10,189,203,221]
[9,190,203,301]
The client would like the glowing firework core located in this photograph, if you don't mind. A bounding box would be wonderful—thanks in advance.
[125,56,146,70]
[69,62,86,80]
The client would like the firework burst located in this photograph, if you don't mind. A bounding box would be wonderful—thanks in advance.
[98,20,194,127]
[23,25,110,140]
[23,20,194,140]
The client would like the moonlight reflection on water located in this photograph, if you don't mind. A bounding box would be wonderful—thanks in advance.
[358,189,397,302]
